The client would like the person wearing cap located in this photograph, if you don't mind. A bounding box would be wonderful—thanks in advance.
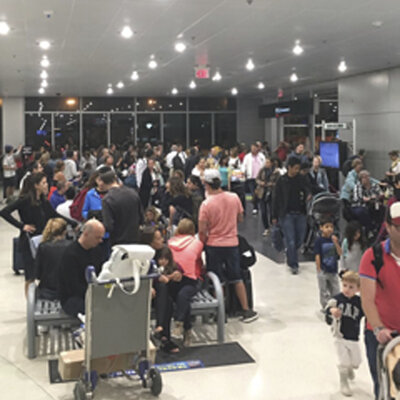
[359,201,400,399]
[2,144,22,202]
[198,168,258,323]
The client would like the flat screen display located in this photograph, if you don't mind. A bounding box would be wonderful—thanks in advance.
[320,142,340,169]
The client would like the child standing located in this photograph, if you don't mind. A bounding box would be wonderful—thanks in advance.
[314,218,342,309]
[340,221,366,272]
[326,271,364,397]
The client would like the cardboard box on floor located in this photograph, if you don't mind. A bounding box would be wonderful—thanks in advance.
[59,341,156,381]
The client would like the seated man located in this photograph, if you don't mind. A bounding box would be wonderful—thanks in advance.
[59,219,106,317]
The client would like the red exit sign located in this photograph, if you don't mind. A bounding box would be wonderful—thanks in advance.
[195,67,210,79]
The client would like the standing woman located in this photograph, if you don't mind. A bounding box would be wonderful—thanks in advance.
[168,177,193,232]
[0,172,77,294]
[256,157,274,236]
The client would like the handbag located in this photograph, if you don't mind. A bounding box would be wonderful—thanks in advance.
[271,224,285,252]
[254,185,264,200]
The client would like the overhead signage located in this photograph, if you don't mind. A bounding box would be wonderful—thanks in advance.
[323,122,348,130]
[259,99,314,118]
[195,66,210,79]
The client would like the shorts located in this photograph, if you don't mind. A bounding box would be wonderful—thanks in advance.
[3,176,16,190]
[205,245,242,284]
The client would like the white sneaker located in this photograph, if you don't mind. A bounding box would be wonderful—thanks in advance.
[252,209,258,215]
[262,229,269,236]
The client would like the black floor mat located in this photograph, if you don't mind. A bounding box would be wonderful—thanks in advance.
[49,342,254,383]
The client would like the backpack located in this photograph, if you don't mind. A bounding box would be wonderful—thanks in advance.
[371,242,384,287]
[69,187,89,222]
[238,235,256,269]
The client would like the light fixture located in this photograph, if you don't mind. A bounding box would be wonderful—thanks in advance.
[189,80,196,89]
[0,21,10,35]
[38,40,51,50]
[40,56,50,68]
[130,70,139,81]
[148,59,158,69]
[292,40,304,56]
[107,84,113,95]
[174,41,186,53]
[171,88,178,95]
[38,87,45,95]
[212,71,222,81]
[116,81,124,89]
[290,72,298,83]
[338,60,347,73]
[120,25,133,39]
[257,82,265,90]
[40,70,48,79]
[231,87,238,96]
[66,98,76,106]
[246,58,255,71]
[41,80,48,88]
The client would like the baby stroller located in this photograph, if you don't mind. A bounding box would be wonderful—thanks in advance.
[303,192,341,253]
[378,334,400,400]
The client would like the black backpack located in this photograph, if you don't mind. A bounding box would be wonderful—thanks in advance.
[371,242,384,287]
[238,235,256,269]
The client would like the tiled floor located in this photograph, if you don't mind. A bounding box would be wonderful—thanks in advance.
[0,215,374,400]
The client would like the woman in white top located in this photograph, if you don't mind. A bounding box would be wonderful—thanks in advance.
[191,157,206,182]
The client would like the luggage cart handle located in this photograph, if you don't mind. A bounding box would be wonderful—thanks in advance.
[85,265,159,286]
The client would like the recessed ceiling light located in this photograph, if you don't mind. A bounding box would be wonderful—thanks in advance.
[246,58,255,71]
[38,87,45,95]
[41,80,48,88]
[257,82,265,90]
[189,80,196,89]
[171,88,178,95]
[120,25,133,39]
[107,86,114,95]
[131,70,139,81]
[40,56,50,68]
[290,72,298,83]
[338,60,347,73]
[372,20,383,28]
[66,98,76,106]
[38,40,51,50]
[148,59,158,69]
[174,41,186,53]
[0,21,10,36]
[40,70,48,79]
[212,71,222,81]
[231,87,238,96]
[292,40,304,56]
[116,81,124,89]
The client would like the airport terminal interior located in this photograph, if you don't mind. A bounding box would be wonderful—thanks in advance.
[1,1,400,399]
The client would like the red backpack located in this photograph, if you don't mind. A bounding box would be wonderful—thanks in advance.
[69,187,89,222]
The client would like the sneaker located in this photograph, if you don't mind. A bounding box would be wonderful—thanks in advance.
[241,309,259,323]
[262,229,269,236]
[252,209,258,215]
[291,268,299,275]
[183,329,192,347]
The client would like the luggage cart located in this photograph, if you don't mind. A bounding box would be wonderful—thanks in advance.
[73,265,162,399]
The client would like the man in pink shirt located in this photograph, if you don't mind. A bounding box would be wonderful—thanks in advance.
[198,169,258,323]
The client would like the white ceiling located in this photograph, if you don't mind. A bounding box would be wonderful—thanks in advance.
[1,0,400,99]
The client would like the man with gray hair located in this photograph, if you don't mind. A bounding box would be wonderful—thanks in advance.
[59,219,106,316]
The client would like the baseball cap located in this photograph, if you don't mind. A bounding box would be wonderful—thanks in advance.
[204,168,221,184]
[389,202,400,226]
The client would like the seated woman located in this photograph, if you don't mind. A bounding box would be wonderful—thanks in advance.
[34,218,70,300]
[168,218,203,346]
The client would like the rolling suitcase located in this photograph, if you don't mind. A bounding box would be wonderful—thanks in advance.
[12,237,25,275]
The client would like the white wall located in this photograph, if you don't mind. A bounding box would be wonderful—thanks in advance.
[2,97,24,148]
[237,97,265,145]
[339,68,400,178]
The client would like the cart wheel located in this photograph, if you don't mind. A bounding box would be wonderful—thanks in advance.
[73,381,87,400]
[149,368,162,396]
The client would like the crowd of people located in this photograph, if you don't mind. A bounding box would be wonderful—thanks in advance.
[1,139,400,398]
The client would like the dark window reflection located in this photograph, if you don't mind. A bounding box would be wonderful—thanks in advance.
[54,113,80,150]
[163,114,186,150]
[189,97,236,111]
[215,114,237,148]
[111,113,135,147]
[25,97,79,112]
[315,101,338,124]
[83,114,108,150]
[81,97,133,112]
[284,127,309,146]
[137,114,160,145]
[25,113,52,149]
[136,97,186,112]
[189,114,211,150]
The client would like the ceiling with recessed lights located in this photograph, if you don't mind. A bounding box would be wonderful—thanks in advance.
[0,0,400,98]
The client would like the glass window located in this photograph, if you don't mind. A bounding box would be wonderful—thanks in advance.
[215,114,237,148]
[82,113,108,150]
[111,113,135,146]
[25,113,52,149]
[136,97,186,112]
[189,114,212,150]
[315,101,338,124]
[189,97,236,111]
[163,114,186,150]
[82,97,133,112]
[137,114,160,145]
[25,97,79,112]
[284,115,309,125]
[54,112,80,150]
[284,127,309,146]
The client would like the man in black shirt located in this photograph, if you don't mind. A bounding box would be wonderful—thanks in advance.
[99,170,144,246]
[59,220,106,316]
[272,157,311,274]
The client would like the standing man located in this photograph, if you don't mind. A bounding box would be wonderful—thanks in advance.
[272,157,311,274]
[242,143,266,215]
[360,202,400,399]
[64,150,79,182]
[198,169,258,323]
[99,170,144,246]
